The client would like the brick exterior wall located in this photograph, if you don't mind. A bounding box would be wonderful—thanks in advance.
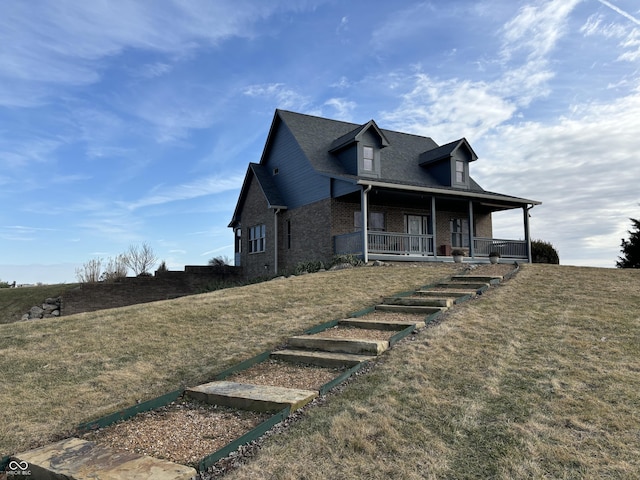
[237,182,496,280]
[237,175,275,280]
[277,198,333,274]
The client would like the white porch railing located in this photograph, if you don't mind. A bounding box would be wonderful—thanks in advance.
[334,231,433,256]
[335,232,528,259]
[473,237,528,258]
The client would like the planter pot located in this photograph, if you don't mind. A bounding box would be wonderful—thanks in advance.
[489,256,500,264]
[453,255,464,263]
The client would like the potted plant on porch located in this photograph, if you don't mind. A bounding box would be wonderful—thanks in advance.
[489,251,501,264]
[452,249,465,263]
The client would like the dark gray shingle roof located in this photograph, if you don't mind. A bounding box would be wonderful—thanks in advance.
[275,109,485,192]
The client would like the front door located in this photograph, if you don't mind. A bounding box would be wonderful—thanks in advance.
[405,215,430,253]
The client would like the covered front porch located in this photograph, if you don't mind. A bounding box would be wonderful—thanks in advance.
[331,181,539,263]
[334,231,529,261]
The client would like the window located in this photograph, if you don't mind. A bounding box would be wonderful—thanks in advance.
[355,211,385,231]
[451,218,470,248]
[455,160,465,183]
[363,146,374,171]
[249,224,265,253]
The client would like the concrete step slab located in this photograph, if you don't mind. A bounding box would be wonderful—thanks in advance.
[271,349,376,368]
[374,304,446,315]
[288,335,389,355]
[382,296,453,308]
[339,318,421,330]
[186,381,317,413]
[13,437,196,480]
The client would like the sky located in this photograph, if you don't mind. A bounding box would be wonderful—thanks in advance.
[1,0,639,284]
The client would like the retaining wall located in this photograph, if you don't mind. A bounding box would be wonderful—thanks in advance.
[61,266,242,316]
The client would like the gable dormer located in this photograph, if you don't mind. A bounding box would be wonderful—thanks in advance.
[419,138,477,189]
[329,120,390,178]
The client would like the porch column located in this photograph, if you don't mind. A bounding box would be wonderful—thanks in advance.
[523,205,532,263]
[362,185,371,263]
[431,196,437,259]
[468,200,475,258]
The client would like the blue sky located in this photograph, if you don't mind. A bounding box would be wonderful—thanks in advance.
[1,0,639,284]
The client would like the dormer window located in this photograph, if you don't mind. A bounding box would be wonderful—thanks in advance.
[363,146,374,171]
[455,160,465,183]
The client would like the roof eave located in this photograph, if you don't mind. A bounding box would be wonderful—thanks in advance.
[356,179,541,206]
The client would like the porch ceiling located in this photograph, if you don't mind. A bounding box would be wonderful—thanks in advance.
[335,186,529,213]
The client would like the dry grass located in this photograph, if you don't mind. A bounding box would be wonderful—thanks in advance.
[226,264,640,480]
[0,284,77,325]
[0,263,459,455]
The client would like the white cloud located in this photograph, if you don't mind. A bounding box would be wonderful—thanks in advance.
[380,74,517,144]
[123,174,243,211]
[475,87,640,266]
[243,83,311,111]
[0,0,327,107]
[324,98,357,121]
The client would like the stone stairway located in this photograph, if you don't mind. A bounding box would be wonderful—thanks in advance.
[7,266,513,479]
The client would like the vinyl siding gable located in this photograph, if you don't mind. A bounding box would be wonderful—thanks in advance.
[264,121,330,209]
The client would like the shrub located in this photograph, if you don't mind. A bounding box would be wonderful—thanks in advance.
[531,240,560,264]
[75,258,102,283]
[294,260,325,275]
[208,256,231,267]
[100,254,128,282]
[0,280,10,288]
[156,260,169,273]
[330,254,364,268]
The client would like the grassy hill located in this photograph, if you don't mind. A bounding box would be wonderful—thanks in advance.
[0,283,78,325]
[2,263,639,479]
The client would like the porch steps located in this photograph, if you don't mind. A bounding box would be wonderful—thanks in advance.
[12,437,196,480]
[185,381,318,413]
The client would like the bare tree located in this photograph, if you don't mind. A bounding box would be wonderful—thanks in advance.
[75,258,102,283]
[100,254,129,282]
[124,242,158,276]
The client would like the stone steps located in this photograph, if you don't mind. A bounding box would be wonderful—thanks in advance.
[451,275,503,285]
[374,304,446,314]
[338,317,421,330]
[271,349,376,368]
[287,335,389,355]
[13,437,196,480]
[436,281,490,291]
[185,381,318,413]
[381,296,454,308]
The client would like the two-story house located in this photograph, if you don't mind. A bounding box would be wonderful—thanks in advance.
[229,109,540,279]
